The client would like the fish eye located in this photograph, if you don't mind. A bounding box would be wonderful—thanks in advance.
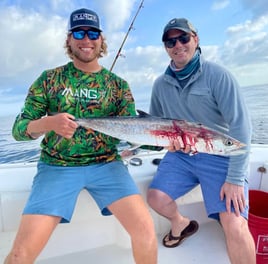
[224,139,234,146]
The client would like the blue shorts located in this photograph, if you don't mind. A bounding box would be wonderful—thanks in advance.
[23,161,140,223]
[149,151,249,221]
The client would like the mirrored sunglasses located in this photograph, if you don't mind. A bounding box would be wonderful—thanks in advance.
[72,30,100,40]
[164,34,191,48]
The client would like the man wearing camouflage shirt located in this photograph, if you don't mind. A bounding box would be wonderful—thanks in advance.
[5,8,157,264]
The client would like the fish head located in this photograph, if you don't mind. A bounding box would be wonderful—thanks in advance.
[212,136,247,155]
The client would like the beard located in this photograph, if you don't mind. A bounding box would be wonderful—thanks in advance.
[72,48,100,63]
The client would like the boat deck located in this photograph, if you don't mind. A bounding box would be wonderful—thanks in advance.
[1,219,229,264]
[39,221,229,264]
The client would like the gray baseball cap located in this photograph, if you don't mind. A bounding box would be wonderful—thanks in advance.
[162,18,197,41]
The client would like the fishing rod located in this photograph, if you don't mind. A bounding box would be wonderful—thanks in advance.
[110,0,145,71]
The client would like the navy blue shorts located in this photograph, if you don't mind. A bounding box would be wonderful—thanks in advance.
[149,151,249,220]
[23,161,140,222]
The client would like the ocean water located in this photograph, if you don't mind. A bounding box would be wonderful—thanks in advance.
[1,84,267,164]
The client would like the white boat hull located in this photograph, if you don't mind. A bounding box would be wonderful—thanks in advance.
[0,144,267,263]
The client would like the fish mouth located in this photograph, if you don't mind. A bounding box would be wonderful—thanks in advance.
[224,148,247,156]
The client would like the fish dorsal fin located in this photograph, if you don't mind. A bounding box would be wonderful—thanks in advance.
[136,109,151,117]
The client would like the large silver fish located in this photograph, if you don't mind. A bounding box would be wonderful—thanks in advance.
[76,110,246,155]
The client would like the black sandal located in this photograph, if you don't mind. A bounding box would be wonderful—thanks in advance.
[162,220,199,248]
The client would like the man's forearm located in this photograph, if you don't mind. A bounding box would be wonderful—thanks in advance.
[26,116,52,139]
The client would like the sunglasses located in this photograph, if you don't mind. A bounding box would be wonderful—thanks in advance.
[72,30,100,40]
[164,34,191,48]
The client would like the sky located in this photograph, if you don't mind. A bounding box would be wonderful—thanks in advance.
[0,0,268,116]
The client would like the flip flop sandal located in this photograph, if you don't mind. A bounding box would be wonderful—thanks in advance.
[162,220,199,248]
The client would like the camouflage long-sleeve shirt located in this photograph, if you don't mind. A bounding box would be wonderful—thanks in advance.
[12,62,136,166]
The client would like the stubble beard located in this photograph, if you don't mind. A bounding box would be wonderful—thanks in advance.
[73,48,100,64]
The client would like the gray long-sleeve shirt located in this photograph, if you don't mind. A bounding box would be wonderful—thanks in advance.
[149,56,252,185]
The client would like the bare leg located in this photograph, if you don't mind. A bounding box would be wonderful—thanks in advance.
[4,215,61,264]
[108,194,157,264]
[220,212,256,264]
[147,189,192,246]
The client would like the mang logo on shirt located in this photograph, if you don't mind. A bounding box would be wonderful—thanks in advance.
[61,87,101,99]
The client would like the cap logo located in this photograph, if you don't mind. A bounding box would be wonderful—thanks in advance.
[73,13,98,23]
[169,19,176,25]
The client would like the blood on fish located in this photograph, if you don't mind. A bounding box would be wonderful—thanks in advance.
[149,129,179,140]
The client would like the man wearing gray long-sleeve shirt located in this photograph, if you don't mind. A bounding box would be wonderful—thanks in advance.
[147,18,256,264]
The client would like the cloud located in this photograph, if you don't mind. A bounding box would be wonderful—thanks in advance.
[222,15,268,66]
[0,6,68,81]
[226,15,268,34]
[98,0,136,31]
[219,14,268,86]
[211,0,230,11]
[201,45,220,62]
[240,0,268,17]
